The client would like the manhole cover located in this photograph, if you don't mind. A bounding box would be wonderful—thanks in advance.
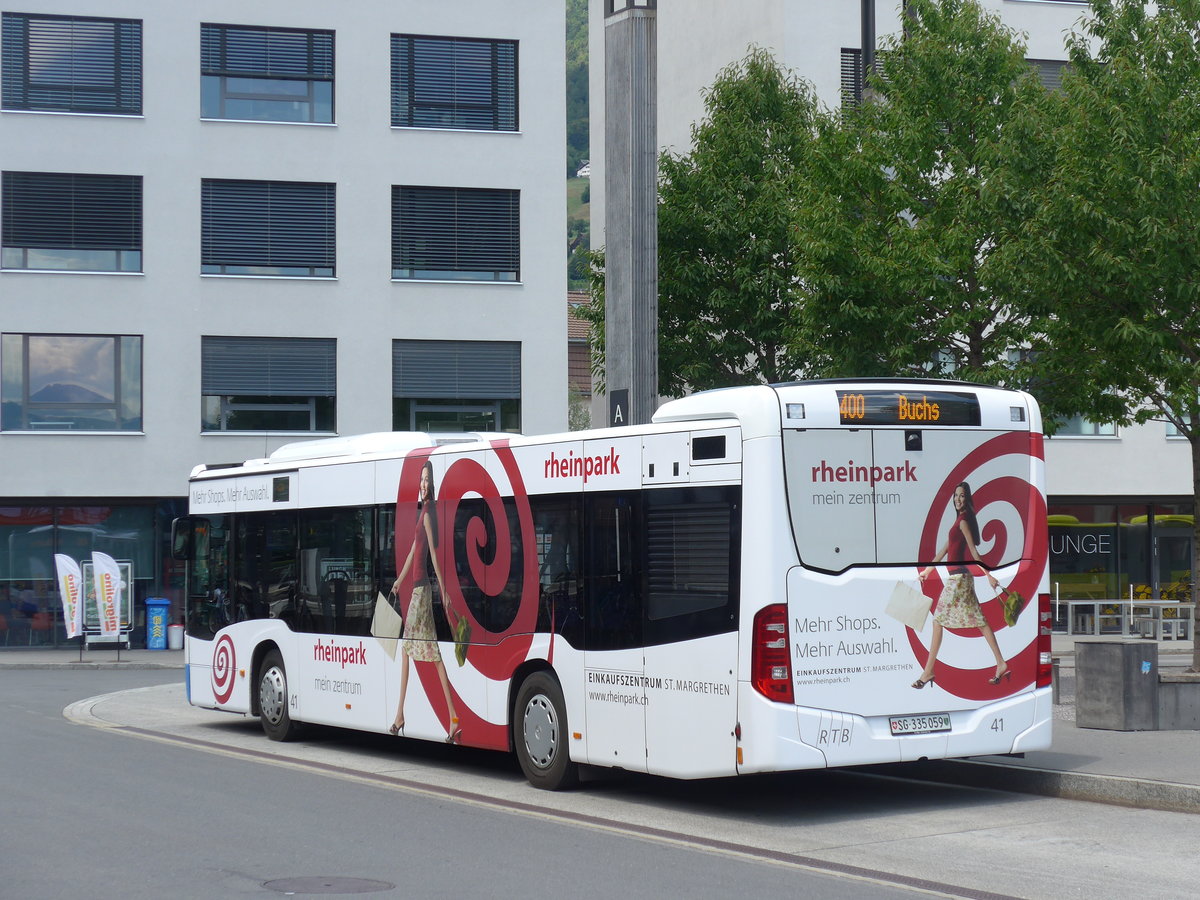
[263,877,393,895]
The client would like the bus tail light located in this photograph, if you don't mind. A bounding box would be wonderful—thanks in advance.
[752,604,794,704]
[1036,592,1053,688]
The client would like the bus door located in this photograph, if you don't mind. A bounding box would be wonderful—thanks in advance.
[582,493,647,772]
[173,513,231,642]
[641,485,740,778]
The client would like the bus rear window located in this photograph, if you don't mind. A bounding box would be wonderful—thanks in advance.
[785,427,1032,573]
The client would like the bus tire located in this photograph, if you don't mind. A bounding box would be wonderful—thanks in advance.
[258,649,300,742]
[514,671,577,790]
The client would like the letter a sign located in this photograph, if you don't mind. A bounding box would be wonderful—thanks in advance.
[609,389,629,427]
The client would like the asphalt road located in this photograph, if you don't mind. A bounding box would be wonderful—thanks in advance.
[3,669,1196,900]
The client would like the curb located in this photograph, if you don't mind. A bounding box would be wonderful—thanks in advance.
[868,759,1200,815]
[1,662,184,671]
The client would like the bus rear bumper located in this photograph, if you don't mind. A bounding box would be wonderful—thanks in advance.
[736,684,1053,774]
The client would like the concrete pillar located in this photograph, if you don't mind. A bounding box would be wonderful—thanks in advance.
[603,0,657,426]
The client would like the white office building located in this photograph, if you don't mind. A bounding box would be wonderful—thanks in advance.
[589,0,1194,611]
[0,1,565,647]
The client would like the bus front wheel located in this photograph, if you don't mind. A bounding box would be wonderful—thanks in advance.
[258,649,300,742]
[514,671,577,790]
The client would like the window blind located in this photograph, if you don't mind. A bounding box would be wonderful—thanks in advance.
[391,34,516,130]
[646,499,733,621]
[1029,59,1069,92]
[841,48,863,108]
[393,185,518,278]
[392,340,520,399]
[202,336,336,395]
[2,13,142,114]
[201,179,335,270]
[201,23,333,79]
[2,171,141,250]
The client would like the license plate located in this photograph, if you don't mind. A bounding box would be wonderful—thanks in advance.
[889,713,951,736]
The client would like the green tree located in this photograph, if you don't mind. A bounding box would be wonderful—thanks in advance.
[796,0,1056,391]
[583,50,827,393]
[1018,0,1200,669]
[652,48,828,393]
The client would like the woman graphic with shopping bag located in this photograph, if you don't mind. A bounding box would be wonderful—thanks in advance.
[911,481,1009,689]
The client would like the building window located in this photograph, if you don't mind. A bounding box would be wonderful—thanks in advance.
[1028,59,1069,92]
[1166,411,1193,438]
[392,186,519,281]
[202,336,335,432]
[2,12,142,115]
[840,48,864,108]
[391,34,517,131]
[2,171,142,272]
[201,179,335,277]
[1,333,142,431]
[201,23,333,124]
[392,340,520,432]
[1055,415,1117,437]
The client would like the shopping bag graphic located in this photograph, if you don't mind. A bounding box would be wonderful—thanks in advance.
[885,581,933,631]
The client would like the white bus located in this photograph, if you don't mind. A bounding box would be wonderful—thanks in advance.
[173,380,1052,789]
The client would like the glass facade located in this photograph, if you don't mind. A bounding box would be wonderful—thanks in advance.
[1048,500,1194,631]
[0,500,185,649]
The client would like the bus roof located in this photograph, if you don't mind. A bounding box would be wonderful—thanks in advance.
[188,379,1037,481]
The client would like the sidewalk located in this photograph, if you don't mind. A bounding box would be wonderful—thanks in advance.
[3,636,1197,813]
[879,633,1199,814]
[0,645,185,669]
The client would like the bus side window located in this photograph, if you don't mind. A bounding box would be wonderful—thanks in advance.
[644,486,740,645]
[234,514,296,627]
[184,514,230,640]
[377,505,397,599]
[534,495,582,646]
[584,493,643,651]
[300,508,374,636]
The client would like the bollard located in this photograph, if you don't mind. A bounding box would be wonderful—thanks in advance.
[1052,657,1060,705]
[1076,641,1158,730]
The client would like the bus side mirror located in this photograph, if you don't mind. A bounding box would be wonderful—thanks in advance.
[171,517,211,561]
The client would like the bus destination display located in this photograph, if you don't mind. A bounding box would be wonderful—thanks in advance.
[836,390,981,426]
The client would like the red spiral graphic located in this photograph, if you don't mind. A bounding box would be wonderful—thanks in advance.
[394,440,537,751]
[908,432,1047,700]
[211,634,236,704]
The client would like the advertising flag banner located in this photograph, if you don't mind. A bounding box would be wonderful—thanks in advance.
[54,554,83,639]
[91,552,123,637]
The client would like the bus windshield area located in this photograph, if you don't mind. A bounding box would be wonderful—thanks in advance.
[784,427,1034,573]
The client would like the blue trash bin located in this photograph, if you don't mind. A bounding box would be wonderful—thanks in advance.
[145,598,170,650]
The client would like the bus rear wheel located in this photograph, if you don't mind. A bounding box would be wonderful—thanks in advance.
[514,671,577,790]
[258,649,299,742]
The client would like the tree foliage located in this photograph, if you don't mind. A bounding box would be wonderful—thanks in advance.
[1021,0,1200,439]
[582,0,1200,663]
[796,0,1055,391]
[653,48,827,393]
[1014,0,1200,666]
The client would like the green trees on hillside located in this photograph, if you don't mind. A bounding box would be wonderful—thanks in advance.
[566,0,588,177]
